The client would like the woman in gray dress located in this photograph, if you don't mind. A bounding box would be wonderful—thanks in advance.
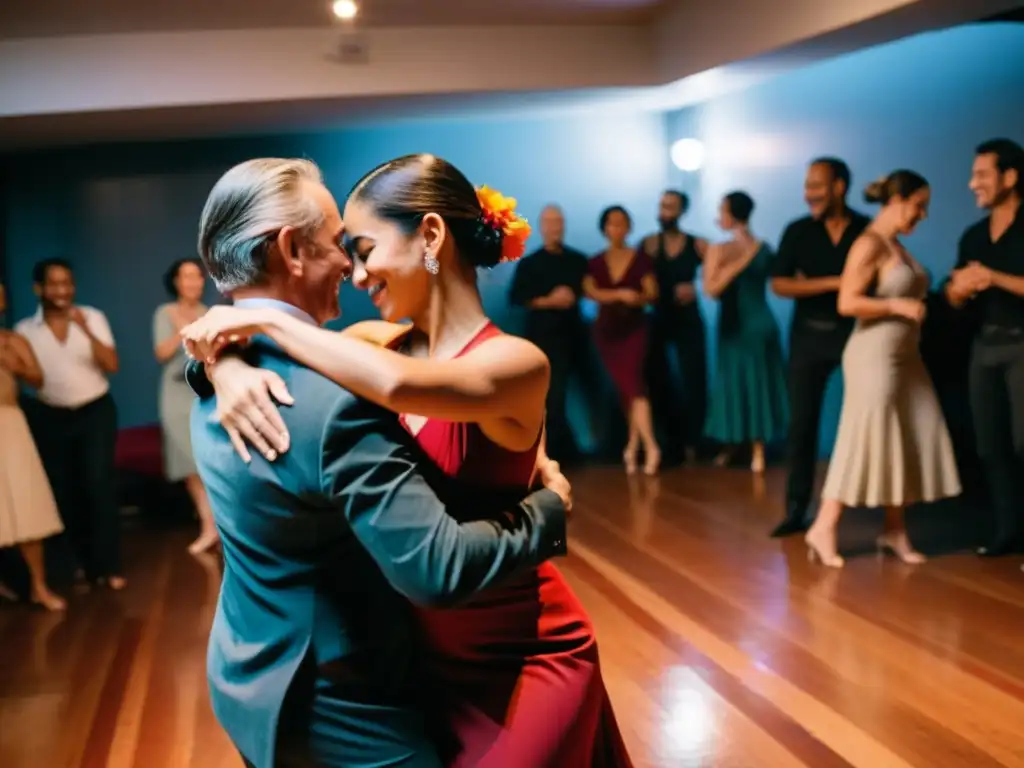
[153,259,217,554]
[805,170,961,568]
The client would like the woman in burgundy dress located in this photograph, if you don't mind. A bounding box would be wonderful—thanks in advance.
[183,155,632,767]
[584,206,660,474]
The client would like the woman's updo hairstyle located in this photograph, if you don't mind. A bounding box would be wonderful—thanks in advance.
[723,191,755,223]
[863,169,929,205]
[349,153,504,268]
[598,205,632,232]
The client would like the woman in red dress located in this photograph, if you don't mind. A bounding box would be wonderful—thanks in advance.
[583,206,660,475]
[183,154,632,767]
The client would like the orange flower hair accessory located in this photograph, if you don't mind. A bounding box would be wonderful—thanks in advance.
[476,185,531,263]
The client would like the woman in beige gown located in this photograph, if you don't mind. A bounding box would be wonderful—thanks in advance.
[805,170,961,568]
[0,281,66,610]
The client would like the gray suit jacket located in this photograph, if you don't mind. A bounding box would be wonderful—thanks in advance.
[189,341,566,766]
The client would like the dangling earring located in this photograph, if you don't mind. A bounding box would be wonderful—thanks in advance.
[424,254,440,275]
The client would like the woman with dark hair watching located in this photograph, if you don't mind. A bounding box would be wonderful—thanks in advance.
[583,205,660,474]
[180,155,632,766]
[703,191,788,473]
[152,258,217,555]
[805,170,961,567]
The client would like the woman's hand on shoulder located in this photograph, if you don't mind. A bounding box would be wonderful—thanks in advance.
[181,305,269,363]
[210,357,294,463]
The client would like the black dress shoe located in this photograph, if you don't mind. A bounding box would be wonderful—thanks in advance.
[976,538,1021,557]
[770,517,809,538]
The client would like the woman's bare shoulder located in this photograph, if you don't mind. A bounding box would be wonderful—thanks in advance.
[466,332,550,376]
[341,320,413,348]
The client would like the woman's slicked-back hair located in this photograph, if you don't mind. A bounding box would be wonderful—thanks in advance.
[863,169,929,205]
[348,154,503,268]
[198,158,325,293]
[723,191,755,223]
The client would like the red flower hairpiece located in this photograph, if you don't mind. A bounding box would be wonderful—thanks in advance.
[476,185,531,263]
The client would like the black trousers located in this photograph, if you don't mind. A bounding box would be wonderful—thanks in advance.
[784,329,847,513]
[646,319,707,459]
[968,334,1024,544]
[24,393,121,580]
[530,328,585,464]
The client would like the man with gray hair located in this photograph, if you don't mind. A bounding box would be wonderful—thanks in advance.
[186,158,569,767]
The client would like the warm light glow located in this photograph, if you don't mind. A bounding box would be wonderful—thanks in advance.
[332,0,358,20]
[671,138,705,172]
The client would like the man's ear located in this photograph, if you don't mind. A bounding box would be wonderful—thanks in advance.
[1004,168,1019,194]
[420,212,447,260]
[273,226,301,276]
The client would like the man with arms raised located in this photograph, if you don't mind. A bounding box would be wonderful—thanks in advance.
[189,158,569,767]
[769,158,871,537]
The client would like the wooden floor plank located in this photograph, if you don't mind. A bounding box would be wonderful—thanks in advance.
[2,465,1023,767]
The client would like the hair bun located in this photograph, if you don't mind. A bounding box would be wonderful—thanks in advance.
[863,177,888,204]
[468,215,504,268]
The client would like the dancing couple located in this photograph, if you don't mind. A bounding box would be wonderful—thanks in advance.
[183,155,632,767]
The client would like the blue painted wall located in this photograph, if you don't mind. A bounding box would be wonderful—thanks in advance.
[666,22,1024,456]
[5,21,1024,455]
[2,113,668,436]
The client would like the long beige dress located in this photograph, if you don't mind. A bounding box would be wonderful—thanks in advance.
[0,359,64,547]
[821,249,961,507]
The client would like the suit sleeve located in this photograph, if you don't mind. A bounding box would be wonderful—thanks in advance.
[185,358,214,399]
[319,396,567,608]
[184,345,257,400]
[769,222,800,278]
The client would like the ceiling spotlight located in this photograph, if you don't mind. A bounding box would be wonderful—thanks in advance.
[332,0,358,20]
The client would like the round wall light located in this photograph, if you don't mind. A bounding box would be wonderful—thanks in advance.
[670,138,705,172]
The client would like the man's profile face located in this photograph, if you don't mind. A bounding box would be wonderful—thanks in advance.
[294,182,351,325]
[969,152,1015,210]
[34,265,75,310]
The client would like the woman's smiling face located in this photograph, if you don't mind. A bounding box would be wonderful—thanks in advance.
[343,199,432,322]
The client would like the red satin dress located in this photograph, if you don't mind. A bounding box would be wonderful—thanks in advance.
[398,321,632,768]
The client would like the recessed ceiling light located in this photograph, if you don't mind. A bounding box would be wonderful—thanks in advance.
[332,0,358,20]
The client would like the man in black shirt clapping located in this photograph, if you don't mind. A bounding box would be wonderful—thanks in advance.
[946,138,1024,557]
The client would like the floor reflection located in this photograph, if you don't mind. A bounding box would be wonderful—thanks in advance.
[658,667,717,764]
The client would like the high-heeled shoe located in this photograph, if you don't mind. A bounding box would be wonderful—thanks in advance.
[876,533,926,564]
[643,446,661,476]
[805,534,844,568]
[622,447,638,475]
[189,530,221,556]
[30,587,67,612]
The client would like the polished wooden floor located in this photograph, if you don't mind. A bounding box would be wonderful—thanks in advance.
[3,466,1024,767]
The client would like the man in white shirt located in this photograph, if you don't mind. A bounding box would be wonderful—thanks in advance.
[16,259,125,590]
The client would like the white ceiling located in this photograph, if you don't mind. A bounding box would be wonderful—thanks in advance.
[1,0,1019,149]
[0,0,668,39]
